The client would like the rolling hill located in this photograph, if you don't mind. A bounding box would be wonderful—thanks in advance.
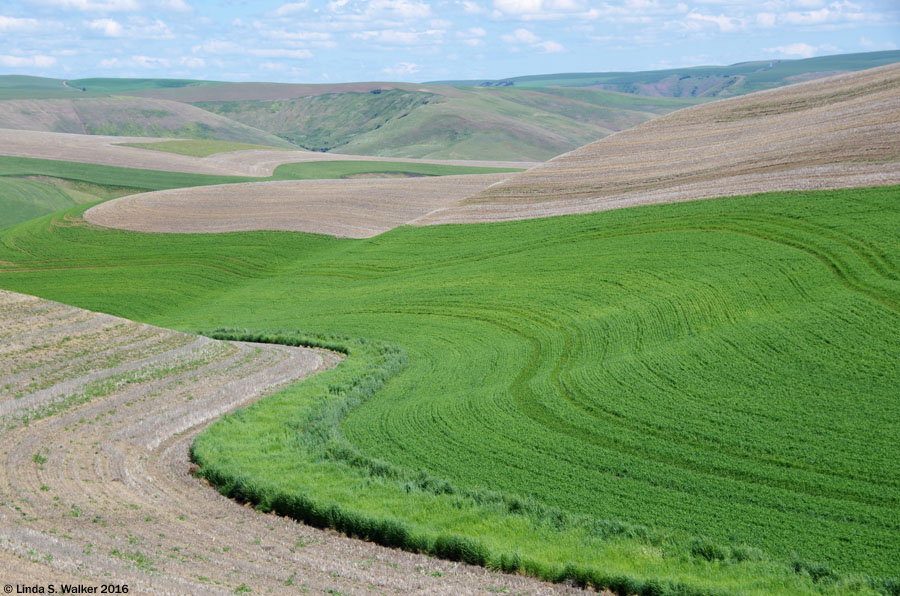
[0,96,294,147]
[432,50,900,98]
[421,62,900,224]
[0,51,892,161]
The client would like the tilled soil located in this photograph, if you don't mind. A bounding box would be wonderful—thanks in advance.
[83,174,514,238]
[0,290,593,595]
[418,63,900,225]
[0,128,538,177]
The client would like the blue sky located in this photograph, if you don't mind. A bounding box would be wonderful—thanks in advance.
[1,0,898,83]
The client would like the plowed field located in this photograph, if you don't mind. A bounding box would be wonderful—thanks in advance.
[83,174,512,238]
[420,63,900,225]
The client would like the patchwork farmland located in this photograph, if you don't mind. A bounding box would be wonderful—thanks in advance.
[0,60,898,596]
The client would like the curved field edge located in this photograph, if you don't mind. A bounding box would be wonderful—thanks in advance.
[190,330,893,596]
[0,155,523,192]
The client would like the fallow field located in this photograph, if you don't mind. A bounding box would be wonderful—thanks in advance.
[424,62,900,225]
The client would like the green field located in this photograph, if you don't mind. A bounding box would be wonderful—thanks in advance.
[0,177,77,229]
[0,185,897,595]
[117,139,290,157]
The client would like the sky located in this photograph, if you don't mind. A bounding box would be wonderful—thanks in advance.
[1,0,898,83]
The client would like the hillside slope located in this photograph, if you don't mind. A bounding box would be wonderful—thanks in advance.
[0,96,295,147]
[433,50,900,98]
[421,63,900,225]
[194,86,692,161]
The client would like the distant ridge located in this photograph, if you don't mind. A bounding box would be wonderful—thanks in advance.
[428,50,900,98]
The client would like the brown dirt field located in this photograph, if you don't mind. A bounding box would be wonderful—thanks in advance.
[418,63,900,226]
[0,128,538,176]
[0,289,596,595]
[83,174,514,238]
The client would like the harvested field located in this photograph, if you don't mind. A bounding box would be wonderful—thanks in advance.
[419,62,900,225]
[0,128,538,177]
[84,174,513,238]
[0,289,593,595]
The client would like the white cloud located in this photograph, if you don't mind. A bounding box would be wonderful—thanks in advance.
[260,61,286,70]
[273,1,309,16]
[461,0,486,14]
[782,1,865,25]
[500,27,563,53]
[179,55,205,68]
[255,26,332,42]
[85,17,172,38]
[457,25,487,45]
[158,0,191,11]
[367,0,431,19]
[193,41,313,58]
[756,12,776,27]
[192,40,241,54]
[536,39,564,52]
[249,48,313,58]
[35,0,139,11]
[501,27,539,43]
[132,55,171,68]
[494,0,542,13]
[860,36,898,50]
[493,0,581,15]
[0,54,56,67]
[352,28,443,44]
[0,16,41,32]
[86,17,124,36]
[99,54,171,68]
[382,61,420,75]
[764,42,835,58]
[686,12,740,31]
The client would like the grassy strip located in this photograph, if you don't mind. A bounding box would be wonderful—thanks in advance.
[0,177,75,229]
[0,155,522,192]
[117,140,289,157]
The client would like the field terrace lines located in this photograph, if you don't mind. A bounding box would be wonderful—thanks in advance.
[0,129,539,177]
[0,290,595,595]
[419,63,900,225]
[83,174,514,238]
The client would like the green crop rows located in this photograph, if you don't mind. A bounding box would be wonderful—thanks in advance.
[0,186,897,596]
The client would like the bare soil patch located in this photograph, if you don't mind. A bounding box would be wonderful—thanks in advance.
[84,174,513,238]
[419,63,900,225]
[0,128,538,178]
[0,289,594,595]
